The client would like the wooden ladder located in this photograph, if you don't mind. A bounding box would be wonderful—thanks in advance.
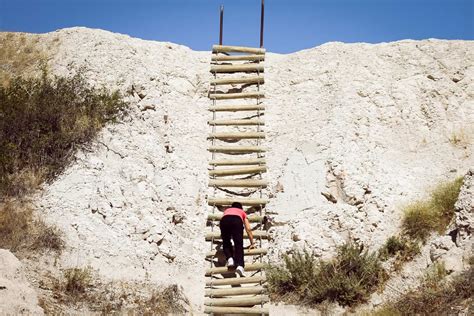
[204,44,270,315]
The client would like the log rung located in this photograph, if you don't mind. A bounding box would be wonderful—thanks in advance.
[208,104,265,112]
[212,45,266,55]
[209,92,264,100]
[207,197,268,206]
[204,295,269,307]
[211,64,264,73]
[206,248,267,258]
[206,262,265,276]
[209,179,267,188]
[205,285,265,297]
[208,132,265,140]
[206,275,266,286]
[208,119,264,126]
[211,55,265,62]
[204,306,269,315]
[209,166,267,177]
[209,158,266,166]
[208,146,266,154]
[207,214,264,223]
[205,230,269,241]
[210,76,264,86]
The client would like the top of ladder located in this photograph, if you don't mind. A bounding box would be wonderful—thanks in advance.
[212,45,266,55]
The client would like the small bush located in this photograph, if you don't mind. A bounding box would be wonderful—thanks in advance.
[0,71,127,197]
[267,243,387,307]
[379,236,406,259]
[401,177,463,242]
[63,267,93,296]
[379,236,420,266]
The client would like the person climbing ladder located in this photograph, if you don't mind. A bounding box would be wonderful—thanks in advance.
[220,202,256,276]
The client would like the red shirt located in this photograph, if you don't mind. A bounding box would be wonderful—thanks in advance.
[223,207,247,222]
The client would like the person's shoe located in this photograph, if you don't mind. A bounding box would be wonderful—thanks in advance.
[226,257,235,267]
[236,266,245,277]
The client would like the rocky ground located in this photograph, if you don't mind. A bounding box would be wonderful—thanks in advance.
[1,27,473,314]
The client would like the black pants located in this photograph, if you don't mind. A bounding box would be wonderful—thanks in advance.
[219,215,244,267]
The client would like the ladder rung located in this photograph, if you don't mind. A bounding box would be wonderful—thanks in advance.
[205,286,265,297]
[208,132,265,140]
[205,263,265,276]
[210,76,264,86]
[204,306,269,315]
[211,64,264,73]
[209,166,267,177]
[210,158,266,166]
[212,45,266,55]
[207,197,268,206]
[208,119,264,126]
[209,92,264,100]
[209,179,267,188]
[208,104,265,112]
[206,248,267,258]
[205,230,269,241]
[207,214,264,223]
[206,275,266,286]
[211,55,265,62]
[204,295,269,307]
[208,146,266,154]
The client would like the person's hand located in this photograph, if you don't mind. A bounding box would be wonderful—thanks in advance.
[248,243,256,249]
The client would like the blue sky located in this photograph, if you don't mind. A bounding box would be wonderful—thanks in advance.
[0,0,472,53]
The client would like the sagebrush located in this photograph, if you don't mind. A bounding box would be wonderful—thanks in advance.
[267,243,387,307]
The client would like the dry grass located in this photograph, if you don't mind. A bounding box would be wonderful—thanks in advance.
[45,269,189,315]
[0,200,64,254]
[372,260,473,315]
[449,128,471,148]
[267,243,387,307]
[402,177,463,242]
[0,32,47,87]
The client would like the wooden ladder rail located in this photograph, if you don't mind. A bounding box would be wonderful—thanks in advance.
[205,43,269,316]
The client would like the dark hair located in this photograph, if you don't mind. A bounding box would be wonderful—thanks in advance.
[231,202,243,210]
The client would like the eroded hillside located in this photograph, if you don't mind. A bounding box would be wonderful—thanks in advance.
[1,28,472,314]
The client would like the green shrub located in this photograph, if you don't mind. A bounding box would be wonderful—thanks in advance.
[379,236,420,264]
[0,71,127,197]
[379,236,407,259]
[401,177,463,242]
[267,243,387,307]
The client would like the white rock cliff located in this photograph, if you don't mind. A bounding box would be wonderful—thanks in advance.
[14,27,473,311]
